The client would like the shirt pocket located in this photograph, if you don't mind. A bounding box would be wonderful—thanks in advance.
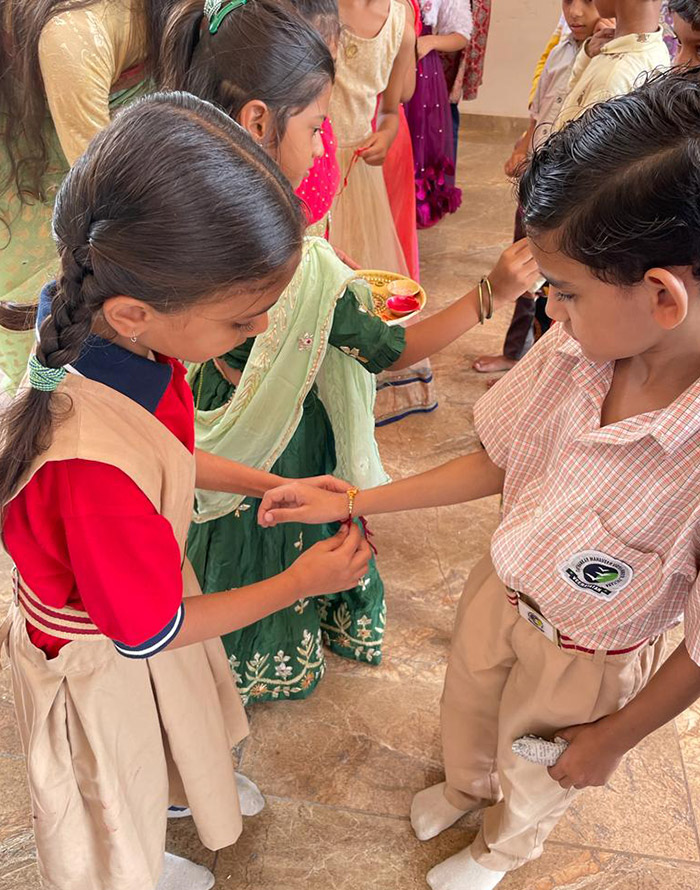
[518,507,663,626]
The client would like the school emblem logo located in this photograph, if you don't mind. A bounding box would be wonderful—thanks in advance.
[558,550,633,600]
[525,611,545,632]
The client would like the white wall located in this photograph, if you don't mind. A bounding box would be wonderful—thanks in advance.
[462,0,562,118]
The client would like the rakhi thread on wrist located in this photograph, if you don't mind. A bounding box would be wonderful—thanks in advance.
[343,487,378,555]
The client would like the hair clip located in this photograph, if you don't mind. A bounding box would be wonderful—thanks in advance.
[204,0,248,34]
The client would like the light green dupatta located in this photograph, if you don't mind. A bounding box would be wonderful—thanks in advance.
[191,236,389,522]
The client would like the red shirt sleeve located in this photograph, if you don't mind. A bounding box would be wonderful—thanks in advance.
[3,458,184,656]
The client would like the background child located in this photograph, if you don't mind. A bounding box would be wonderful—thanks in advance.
[556,0,669,129]
[382,0,422,282]
[329,0,415,274]
[474,0,601,376]
[0,0,158,395]
[161,0,539,704]
[292,0,343,235]
[441,0,493,160]
[662,0,682,52]
[405,0,472,228]
[0,93,371,890]
[670,0,700,62]
[330,0,439,425]
[258,67,700,890]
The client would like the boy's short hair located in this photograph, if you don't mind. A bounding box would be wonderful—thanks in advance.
[519,68,700,285]
[669,0,700,29]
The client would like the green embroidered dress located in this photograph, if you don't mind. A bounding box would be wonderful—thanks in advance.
[188,239,405,704]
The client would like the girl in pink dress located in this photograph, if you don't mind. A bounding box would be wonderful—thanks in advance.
[297,118,340,234]
[293,0,342,235]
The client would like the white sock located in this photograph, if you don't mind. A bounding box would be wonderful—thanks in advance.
[410,781,469,841]
[156,853,215,890]
[427,847,505,890]
[236,772,265,817]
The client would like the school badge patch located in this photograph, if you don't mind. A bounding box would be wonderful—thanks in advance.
[558,550,633,601]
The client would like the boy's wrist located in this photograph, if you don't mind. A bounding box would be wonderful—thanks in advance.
[600,708,644,755]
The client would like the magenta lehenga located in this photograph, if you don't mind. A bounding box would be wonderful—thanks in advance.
[405,26,462,229]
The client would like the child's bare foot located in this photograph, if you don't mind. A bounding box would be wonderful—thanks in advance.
[472,355,518,374]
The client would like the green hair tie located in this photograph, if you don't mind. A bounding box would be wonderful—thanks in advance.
[28,355,67,392]
[204,0,248,34]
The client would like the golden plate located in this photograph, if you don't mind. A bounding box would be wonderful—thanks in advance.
[355,270,427,325]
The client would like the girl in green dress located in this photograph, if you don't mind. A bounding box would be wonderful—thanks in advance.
[162,0,540,703]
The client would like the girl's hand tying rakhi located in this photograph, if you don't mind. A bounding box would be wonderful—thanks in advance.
[258,482,346,528]
[301,475,353,494]
[547,717,626,790]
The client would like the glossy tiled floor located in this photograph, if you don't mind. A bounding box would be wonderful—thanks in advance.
[2,118,700,889]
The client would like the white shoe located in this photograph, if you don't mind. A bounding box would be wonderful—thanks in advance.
[157,853,215,890]
[166,773,263,821]
[427,847,505,890]
[167,806,191,819]
[411,782,469,841]
[236,772,265,816]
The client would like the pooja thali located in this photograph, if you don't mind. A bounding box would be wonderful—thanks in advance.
[355,270,427,325]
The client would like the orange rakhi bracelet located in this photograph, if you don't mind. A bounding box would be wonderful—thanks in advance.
[343,487,377,554]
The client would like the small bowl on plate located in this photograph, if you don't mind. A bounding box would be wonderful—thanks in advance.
[386,278,421,298]
[385,294,421,316]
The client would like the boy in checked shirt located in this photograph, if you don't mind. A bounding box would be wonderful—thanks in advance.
[257,68,700,890]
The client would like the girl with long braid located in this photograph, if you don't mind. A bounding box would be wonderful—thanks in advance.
[0,93,370,890]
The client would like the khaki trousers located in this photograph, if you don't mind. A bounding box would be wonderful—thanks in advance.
[441,555,666,872]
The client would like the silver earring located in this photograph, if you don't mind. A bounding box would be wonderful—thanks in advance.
[130,332,138,343]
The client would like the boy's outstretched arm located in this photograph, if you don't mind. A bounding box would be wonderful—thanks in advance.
[258,449,505,527]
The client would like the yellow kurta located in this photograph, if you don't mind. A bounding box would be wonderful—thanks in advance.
[0,0,147,394]
[555,29,670,131]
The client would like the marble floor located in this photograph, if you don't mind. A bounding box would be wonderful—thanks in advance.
[2,118,700,890]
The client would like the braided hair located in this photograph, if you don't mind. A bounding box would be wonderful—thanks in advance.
[0,91,304,510]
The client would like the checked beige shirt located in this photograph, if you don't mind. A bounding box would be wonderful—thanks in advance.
[474,324,700,660]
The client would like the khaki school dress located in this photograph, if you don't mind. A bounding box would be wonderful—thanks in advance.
[0,372,249,890]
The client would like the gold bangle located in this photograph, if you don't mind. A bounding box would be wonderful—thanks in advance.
[347,486,359,519]
[477,280,485,325]
[483,277,494,319]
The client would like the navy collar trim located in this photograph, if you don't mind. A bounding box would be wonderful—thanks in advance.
[38,283,172,415]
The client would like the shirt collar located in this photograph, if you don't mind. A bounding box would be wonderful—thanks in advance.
[37,283,173,415]
[555,327,700,454]
[599,28,664,56]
